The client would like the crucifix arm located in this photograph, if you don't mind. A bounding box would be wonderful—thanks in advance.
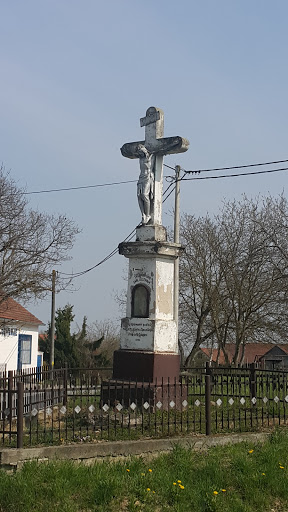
[120,136,189,160]
[121,141,145,159]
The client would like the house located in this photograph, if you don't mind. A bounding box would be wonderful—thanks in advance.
[0,297,44,372]
[258,345,288,370]
[199,343,288,368]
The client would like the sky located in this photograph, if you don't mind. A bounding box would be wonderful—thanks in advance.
[1,0,288,331]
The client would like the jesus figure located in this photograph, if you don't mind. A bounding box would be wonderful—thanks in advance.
[135,144,155,225]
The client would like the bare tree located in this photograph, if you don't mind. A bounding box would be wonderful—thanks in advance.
[179,195,288,367]
[250,194,288,279]
[86,319,120,366]
[179,214,222,366]
[215,197,287,364]
[0,165,80,303]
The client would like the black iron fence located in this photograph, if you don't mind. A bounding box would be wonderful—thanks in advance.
[1,364,288,448]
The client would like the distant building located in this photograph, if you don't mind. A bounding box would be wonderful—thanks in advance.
[0,297,44,372]
[198,343,288,368]
[257,345,288,370]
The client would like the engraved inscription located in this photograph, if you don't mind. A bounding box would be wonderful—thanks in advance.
[127,321,153,338]
[134,275,151,286]
[133,268,153,287]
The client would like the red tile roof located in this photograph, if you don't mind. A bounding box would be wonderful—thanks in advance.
[201,343,288,365]
[0,297,43,325]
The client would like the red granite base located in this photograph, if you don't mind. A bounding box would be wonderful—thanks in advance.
[112,350,180,383]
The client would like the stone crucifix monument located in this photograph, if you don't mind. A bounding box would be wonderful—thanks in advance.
[112,107,189,385]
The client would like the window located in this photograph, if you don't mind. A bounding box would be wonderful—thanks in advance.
[131,285,149,318]
[18,334,32,368]
[22,337,32,364]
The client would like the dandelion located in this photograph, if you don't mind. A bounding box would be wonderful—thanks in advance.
[148,468,152,473]
[177,480,182,483]
[147,488,151,492]
[279,466,285,469]
[126,469,130,472]
[152,491,155,494]
[248,449,254,454]
[179,484,185,489]
[262,473,266,476]
[213,491,218,495]
[222,489,227,492]
[173,482,177,486]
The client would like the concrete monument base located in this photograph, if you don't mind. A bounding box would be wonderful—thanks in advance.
[135,224,167,242]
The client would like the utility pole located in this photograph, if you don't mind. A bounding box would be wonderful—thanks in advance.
[174,165,181,334]
[50,270,56,372]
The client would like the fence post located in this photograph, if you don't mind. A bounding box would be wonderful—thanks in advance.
[17,381,24,449]
[205,361,212,376]
[250,363,257,399]
[8,370,13,423]
[1,372,7,422]
[205,363,212,435]
[63,368,67,406]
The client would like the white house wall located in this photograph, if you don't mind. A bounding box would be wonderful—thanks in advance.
[0,323,40,372]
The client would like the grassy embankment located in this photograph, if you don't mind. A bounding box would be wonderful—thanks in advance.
[1,430,288,511]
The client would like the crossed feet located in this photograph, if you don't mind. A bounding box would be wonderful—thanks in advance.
[141,214,151,225]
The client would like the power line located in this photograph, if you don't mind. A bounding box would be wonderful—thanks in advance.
[163,163,177,171]
[179,166,288,181]
[59,226,138,279]
[23,179,137,195]
[59,246,119,279]
[19,157,288,196]
[162,170,189,203]
[179,158,288,174]
[46,157,288,279]
[58,164,288,279]
[59,180,177,279]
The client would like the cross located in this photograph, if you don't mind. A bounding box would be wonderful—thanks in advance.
[121,106,189,226]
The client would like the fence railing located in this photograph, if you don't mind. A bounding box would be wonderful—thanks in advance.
[1,364,288,448]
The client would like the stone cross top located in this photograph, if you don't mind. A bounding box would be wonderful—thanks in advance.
[121,106,189,226]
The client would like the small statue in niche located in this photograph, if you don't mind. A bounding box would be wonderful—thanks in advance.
[135,144,155,225]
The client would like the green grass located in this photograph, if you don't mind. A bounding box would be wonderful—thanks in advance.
[1,429,288,511]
